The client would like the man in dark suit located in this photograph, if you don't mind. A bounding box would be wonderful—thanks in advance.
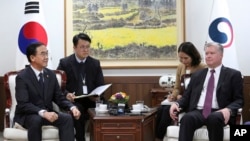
[14,42,81,141]
[57,33,105,141]
[169,42,243,141]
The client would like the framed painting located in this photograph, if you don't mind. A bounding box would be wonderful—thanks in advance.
[65,0,185,68]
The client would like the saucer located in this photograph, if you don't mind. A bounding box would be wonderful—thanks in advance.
[131,110,141,113]
[96,109,109,114]
[141,108,149,113]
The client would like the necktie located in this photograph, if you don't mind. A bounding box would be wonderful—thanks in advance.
[38,73,44,93]
[202,69,215,118]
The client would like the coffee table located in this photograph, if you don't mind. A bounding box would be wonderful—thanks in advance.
[88,108,157,141]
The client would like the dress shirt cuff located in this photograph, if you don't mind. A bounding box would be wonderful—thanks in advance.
[174,102,180,108]
[70,106,77,111]
[38,110,47,117]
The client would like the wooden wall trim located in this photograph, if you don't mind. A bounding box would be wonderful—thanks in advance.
[244,76,250,83]
[104,76,160,84]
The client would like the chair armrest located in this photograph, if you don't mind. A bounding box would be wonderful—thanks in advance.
[174,112,185,125]
[4,108,10,128]
[236,108,242,125]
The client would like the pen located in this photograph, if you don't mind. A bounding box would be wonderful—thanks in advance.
[72,92,76,100]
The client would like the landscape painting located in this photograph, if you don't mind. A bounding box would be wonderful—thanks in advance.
[65,0,184,68]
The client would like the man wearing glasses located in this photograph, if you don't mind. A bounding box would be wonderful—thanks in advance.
[14,42,81,141]
[57,33,105,141]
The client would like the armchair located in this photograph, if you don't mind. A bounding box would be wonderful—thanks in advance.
[3,70,67,141]
[164,108,242,141]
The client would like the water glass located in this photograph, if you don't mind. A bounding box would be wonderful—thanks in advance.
[95,100,103,110]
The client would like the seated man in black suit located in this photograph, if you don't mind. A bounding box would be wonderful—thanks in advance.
[57,33,105,141]
[14,42,81,141]
[170,42,243,141]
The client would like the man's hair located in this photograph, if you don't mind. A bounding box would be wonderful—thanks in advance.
[178,41,202,66]
[26,42,45,63]
[204,42,224,54]
[72,33,91,46]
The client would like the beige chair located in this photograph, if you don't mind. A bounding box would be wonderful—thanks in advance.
[164,108,242,141]
[3,70,67,141]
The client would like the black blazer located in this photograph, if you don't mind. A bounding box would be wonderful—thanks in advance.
[57,54,104,95]
[14,66,74,126]
[177,66,244,116]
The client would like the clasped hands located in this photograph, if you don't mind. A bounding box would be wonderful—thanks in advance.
[43,107,81,122]
[43,111,59,122]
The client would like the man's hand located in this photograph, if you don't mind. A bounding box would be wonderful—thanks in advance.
[217,108,231,124]
[71,107,81,120]
[169,102,180,121]
[66,92,75,102]
[43,111,58,123]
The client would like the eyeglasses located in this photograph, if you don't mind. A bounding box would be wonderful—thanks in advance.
[37,52,49,57]
[79,46,90,50]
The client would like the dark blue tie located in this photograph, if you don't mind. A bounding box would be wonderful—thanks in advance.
[38,73,44,93]
[202,69,215,118]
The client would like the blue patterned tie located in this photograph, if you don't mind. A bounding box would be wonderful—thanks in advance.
[202,69,215,118]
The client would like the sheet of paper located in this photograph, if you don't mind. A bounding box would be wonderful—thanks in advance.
[74,83,112,99]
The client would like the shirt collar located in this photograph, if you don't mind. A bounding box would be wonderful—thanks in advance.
[30,65,43,78]
[208,64,222,74]
[75,54,87,63]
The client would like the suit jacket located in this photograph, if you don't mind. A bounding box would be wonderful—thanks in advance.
[57,54,104,94]
[14,66,75,126]
[177,66,244,116]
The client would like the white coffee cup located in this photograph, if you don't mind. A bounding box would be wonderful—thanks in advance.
[136,100,144,110]
[132,104,141,111]
[99,104,107,111]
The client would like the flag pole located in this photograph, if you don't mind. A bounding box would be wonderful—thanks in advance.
[205,0,215,46]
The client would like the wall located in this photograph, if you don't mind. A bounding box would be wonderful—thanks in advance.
[0,0,250,77]
[185,0,250,75]
[0,0,64,76]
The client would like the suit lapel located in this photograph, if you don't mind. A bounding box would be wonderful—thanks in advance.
[216,66,226,94]
[43,69,50,100]
[69,55,79,81]
[194,69,208,102]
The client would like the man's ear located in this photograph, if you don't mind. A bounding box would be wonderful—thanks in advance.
[30,55,35,62]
